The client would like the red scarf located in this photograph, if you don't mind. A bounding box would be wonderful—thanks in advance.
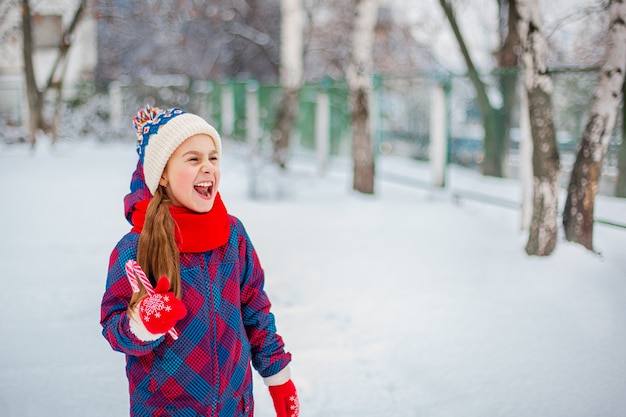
[131,193,230,252]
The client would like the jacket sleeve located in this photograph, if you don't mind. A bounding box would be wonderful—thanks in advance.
[100,233,164,356]
[237,220,292,378]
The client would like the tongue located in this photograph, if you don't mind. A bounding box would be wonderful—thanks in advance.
[194,186,210,197]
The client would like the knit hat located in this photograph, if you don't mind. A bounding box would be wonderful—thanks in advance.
[133,105,222,195]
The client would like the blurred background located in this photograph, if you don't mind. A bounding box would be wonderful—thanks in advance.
[0,0,623,199]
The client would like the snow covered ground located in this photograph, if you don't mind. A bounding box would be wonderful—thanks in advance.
[1,139,625,417]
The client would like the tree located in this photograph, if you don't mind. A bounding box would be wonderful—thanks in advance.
[95,0,281,85]
[496,0,520,174]
[22,0,86,148]
[302,0,433,81]
[515,0,560,256]
[272,0,304,169]
[616,78,626,198]
[563,0,626,251]
[347,0,379,194]
[438,0,506,178]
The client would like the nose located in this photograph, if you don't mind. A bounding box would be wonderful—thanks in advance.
[201,158,215,173]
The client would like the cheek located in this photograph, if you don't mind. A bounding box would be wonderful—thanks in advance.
[170,168,197,190]
[215,170,221,188]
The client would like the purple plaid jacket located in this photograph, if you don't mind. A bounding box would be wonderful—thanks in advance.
[100,162,291,416]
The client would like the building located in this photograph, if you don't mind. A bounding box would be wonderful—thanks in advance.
[0,0,97,124]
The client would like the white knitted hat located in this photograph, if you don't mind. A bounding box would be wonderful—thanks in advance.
[133,106,221,195]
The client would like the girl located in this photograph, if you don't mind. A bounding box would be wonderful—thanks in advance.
[100,106,299,417]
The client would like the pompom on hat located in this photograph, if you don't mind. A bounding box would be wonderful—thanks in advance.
[133,105,221,195]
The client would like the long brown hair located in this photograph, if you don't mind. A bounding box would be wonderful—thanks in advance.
[129,186,181,308]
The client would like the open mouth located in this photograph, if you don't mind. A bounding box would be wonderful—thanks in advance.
[194,181,214,198]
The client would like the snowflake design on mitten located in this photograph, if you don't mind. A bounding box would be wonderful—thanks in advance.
[140,294,171,321]
[288,394,300,417]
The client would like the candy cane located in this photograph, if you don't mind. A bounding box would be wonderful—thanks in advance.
[125,260,154,295]
[125,259,179,340]
[124,261,141,293]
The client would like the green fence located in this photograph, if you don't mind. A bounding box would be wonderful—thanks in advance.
[56,68,623,183]
[191,79,353,157]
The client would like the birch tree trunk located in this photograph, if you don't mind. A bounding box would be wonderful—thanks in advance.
[516,0,560,256]
[348,0,378,194]
[273,0,304,169]
[562,0,626,251]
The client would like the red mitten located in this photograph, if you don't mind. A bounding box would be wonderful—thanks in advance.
[138,276,187,334]
[268,379,299,417]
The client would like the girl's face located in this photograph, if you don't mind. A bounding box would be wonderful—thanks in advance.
[160,134,220,213]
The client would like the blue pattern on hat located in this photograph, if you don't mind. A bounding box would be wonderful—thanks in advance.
[132,106,186,165]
